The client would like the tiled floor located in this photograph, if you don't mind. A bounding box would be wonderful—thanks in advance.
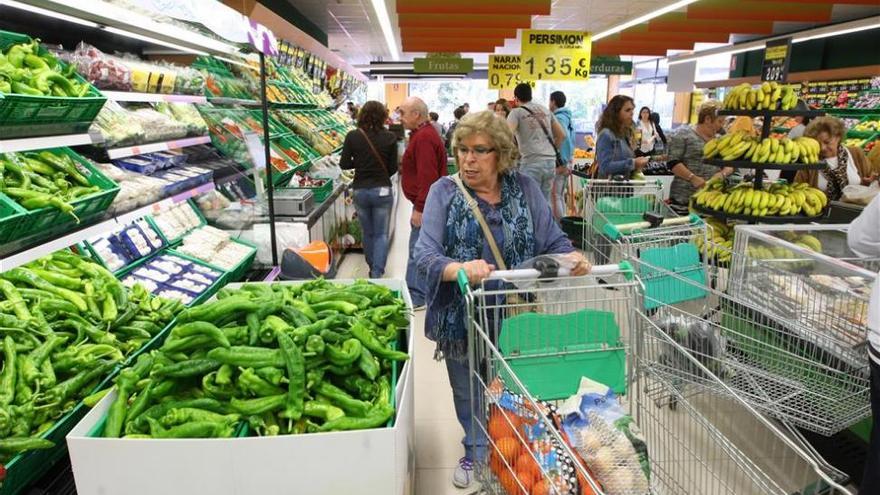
[336,198,858,495]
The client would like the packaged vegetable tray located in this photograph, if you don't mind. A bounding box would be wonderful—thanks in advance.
[0,148,119,248]
[0,30,106,138]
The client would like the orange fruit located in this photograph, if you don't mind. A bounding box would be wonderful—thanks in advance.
[496,436,522,465]
[515,452,541,482]
[489,407,524,440]
[490,451,505,477]
[516,469,535,494]
[532,480,550,495]
[500,469,520,494]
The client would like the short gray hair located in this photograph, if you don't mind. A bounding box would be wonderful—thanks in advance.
[452,111,519,174]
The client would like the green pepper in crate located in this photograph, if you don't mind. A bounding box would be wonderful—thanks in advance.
[0,437,54,456]
[277,331,304,420]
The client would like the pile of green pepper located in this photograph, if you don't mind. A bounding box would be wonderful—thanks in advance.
[0,149,105,222]
[0,39,92,97]
[101,279,410,439]
[0,251,183,462]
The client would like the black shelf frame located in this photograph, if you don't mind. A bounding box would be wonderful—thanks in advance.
[718,109,827,118]
[704,159,828,171]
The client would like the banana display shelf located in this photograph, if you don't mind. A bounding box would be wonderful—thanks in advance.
[693,106,828,224]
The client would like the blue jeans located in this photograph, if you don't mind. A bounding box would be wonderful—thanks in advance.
[446,357,488,462]
[519,159,556,204]
[406,224,425,306]
[353,187,393,278]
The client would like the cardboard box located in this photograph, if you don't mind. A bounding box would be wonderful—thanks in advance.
[67,279,415,495]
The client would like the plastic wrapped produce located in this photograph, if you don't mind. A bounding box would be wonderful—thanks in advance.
[130,106,188,142]
[91,100,146,147]
[73,43,206,95]
[154,102,208,136]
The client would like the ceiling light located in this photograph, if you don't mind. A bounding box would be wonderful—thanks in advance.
[2,0,99,28]
[593,0,700,42]
[369,0,400,61]
[667,16,879,65]
[103,27,209,56]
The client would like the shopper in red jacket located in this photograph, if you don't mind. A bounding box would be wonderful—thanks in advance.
[399,96,447,308]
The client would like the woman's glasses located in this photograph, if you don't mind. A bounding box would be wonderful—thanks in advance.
[457,146,496,157]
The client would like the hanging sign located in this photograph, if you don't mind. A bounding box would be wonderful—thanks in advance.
[520,30,591,81]
[590,59,633,76]
[488,55,534,89]
[413,57,473,74]
[762,37,792,83]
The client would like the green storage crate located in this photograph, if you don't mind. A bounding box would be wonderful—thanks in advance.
[0,30,106,138]
[0,194,26,244]
[0,369,118,495]
[845,115,879,139]
[1,148,119,245]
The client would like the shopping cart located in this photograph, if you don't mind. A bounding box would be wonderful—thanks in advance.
[460,263,852,495]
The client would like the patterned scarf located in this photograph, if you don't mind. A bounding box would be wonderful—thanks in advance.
[821,145,850,201]
[434,172,535,360]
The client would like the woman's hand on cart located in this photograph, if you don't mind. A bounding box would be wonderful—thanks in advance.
[565,251,592,276]
[459,259,496,285]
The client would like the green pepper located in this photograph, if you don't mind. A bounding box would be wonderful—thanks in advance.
[310,300,359,315]
[152,359,221,379]
[0,437,54,455]
[319,328,345,344]
[133,398,225,432]
[206,346,285,368]
[104,369,139,438]
[124,380,154,426]
[102,295,118,323]
[176,295,258,323]
[303,401,345,422]
[290,299,318,322]
[237,367,285,397]
[171,321,231,349]
[146,418,233,438]
[336,375,378,401]
[318,403,394,432]
[0,336,18,406]
[36,151,89,187]
[291,315,346,344]
[40,361,115,405]
[306,334,325,355]
[259,315,292,343]
[229,393,286,416]
[281,306,312,327]
[159,408,240,428]
[255,367,284,386]
[2,267,87,312]
[39,359,56,389]
[202,371,237,400]
[246,312,260,346]
[358,346,381,381]
[315,382,370,417]
[0,279,30,321]
[215,364,233,385]
[11,80,42,95]
[277,331,304,420]
[306,290,371,310]
[349,323,409,362]
[160,334,214,354]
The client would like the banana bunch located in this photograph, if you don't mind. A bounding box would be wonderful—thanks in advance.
[694,217,735,264]
[723,82,799,111]
[691,179,828,218]
[746,233,822,269]
[704,132,821,165]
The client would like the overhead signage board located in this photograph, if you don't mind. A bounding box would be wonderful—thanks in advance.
[487,55,534,89]
[413,57,474,74]
[520,30,591,81]
[590,59,633,76]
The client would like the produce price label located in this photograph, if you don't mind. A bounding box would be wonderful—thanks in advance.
[762,37,792,83]
[520,30,591,81]
[488,55,534,89]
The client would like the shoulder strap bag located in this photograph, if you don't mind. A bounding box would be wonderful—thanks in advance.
[359,128,391,178]
[520,105,566,168]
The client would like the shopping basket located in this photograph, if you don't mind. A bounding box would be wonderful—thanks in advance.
[460,265,852,495]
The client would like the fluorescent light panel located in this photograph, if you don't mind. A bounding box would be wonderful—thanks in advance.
[103,27,209,56]
[2,0,99,28]
[593,0,700,42]
[369,0,400,61]
[667,17,880,65]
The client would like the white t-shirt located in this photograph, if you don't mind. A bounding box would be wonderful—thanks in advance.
[848,194,880,362]
[637,120,657,153]
[817,147,860,192]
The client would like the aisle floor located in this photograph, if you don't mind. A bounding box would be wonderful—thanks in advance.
[336,199,855,495]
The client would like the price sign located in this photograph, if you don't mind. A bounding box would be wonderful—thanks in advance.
[520,30,591,81]
[488,55,534,89]
[761,37,792,83]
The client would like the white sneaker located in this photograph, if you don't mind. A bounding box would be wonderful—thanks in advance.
[452,457,474,488]
[413,304,426,312]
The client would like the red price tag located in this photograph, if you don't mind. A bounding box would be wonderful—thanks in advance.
[130,146,141,156]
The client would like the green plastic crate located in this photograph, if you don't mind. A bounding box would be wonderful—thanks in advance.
[0,369,118,495]
[1,148,119,245]
[0,30,106,138]
[0,193,26,244]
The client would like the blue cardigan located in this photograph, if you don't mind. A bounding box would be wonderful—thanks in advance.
[596,128,635,177]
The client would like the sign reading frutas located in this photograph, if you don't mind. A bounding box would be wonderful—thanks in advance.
[413,57,473,74]
[762,37,792,83]
[488,55,534,89]
[521,30,591,81]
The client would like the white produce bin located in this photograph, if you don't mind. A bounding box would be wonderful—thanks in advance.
[66,279,416,495]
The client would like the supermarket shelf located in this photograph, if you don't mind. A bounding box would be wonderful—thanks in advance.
[692,203,826,224]
[0,133,95,153]
[826,108,879,116]
[704,159,828,171]
[102,91,208,104]
[105,136,212,160]
[0,182,215,272]
[208,97,262,107]
[18,0,240,56]
[718,109,826,118]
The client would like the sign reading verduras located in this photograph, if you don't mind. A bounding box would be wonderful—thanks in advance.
[521,30,591,81]
[487,55,534,89]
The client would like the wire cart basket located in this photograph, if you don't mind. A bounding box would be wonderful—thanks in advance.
[459,263,851,495]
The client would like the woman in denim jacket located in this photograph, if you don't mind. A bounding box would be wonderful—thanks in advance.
[595,95,649,178]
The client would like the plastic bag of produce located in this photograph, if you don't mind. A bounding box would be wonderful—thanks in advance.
[651,308,730,380]
[561,377,650,495]
[91,100,146,147]
[842,184,880,206]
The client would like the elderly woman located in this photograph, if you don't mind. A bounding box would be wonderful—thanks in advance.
[414,110,590,489]
[795,116,877,201]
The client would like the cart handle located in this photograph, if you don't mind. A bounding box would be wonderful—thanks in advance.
[583,177,662,186]
[457,261,634,294]
[603,213,702,240]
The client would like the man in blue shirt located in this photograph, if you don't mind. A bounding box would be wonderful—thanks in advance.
[550,91,575,219]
